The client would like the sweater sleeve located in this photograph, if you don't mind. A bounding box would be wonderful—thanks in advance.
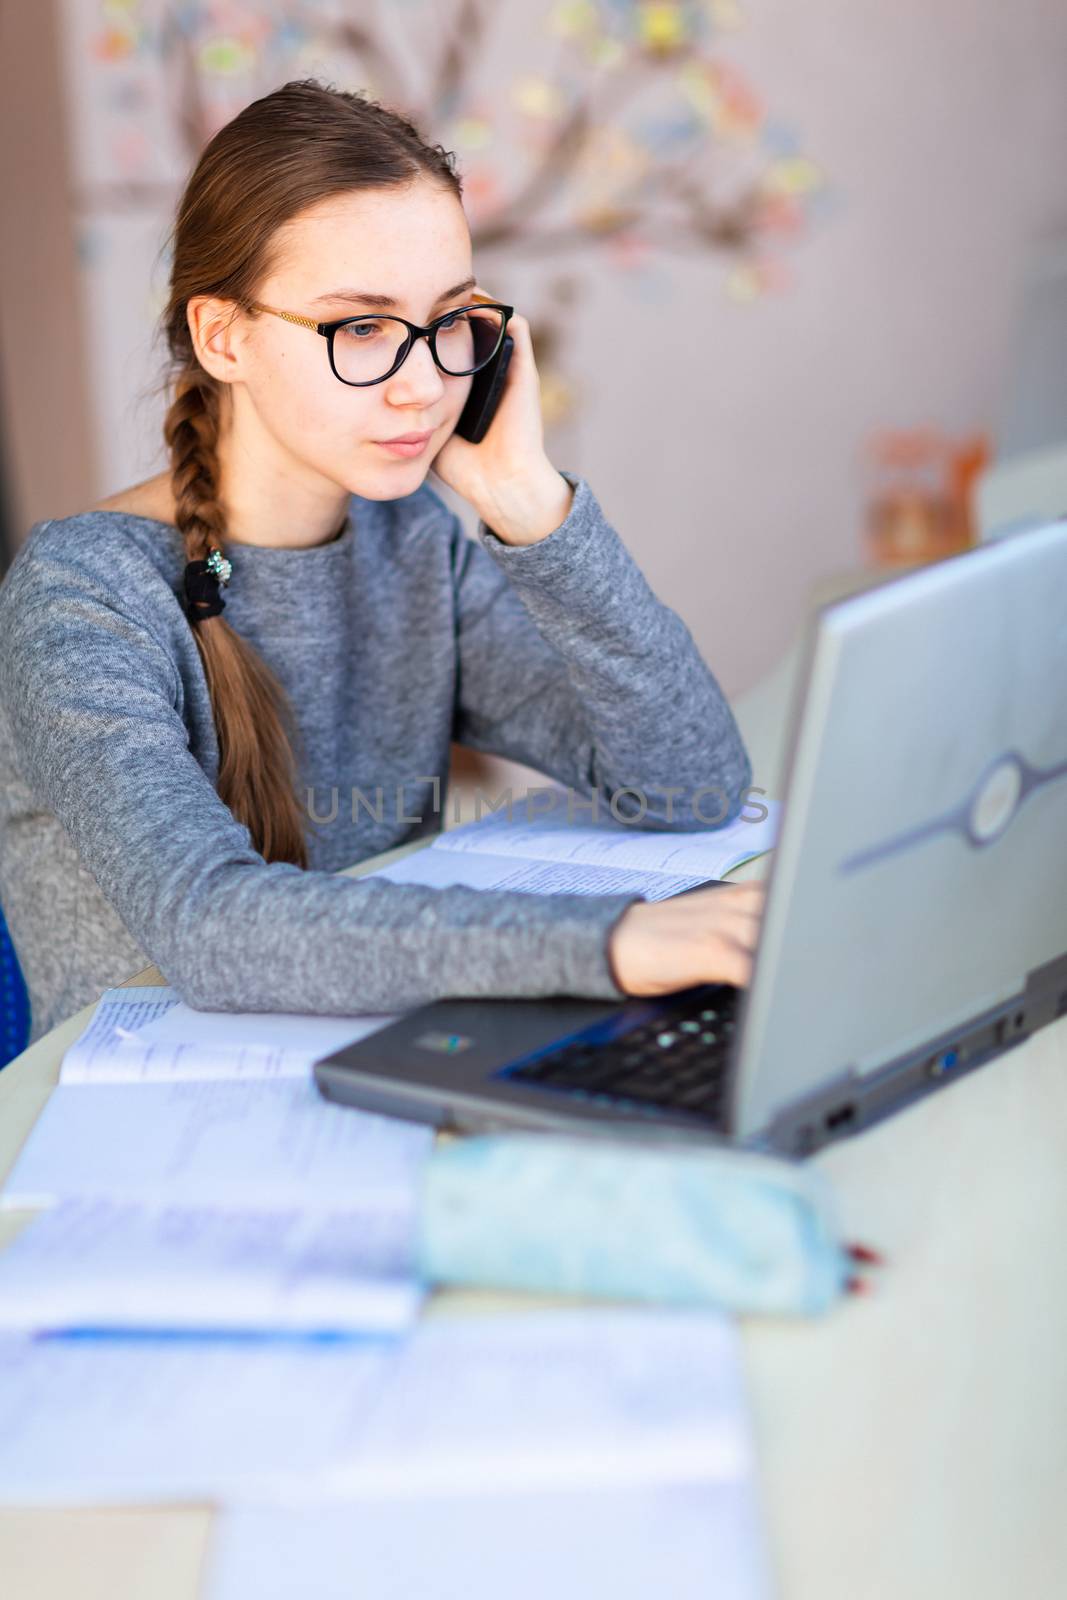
[0,538,642,1017]
[450,472,753,829]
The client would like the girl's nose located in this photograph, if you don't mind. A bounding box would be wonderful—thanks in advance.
[383,331,447,403]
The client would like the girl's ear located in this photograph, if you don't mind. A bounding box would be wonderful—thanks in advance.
[187,296,246,385]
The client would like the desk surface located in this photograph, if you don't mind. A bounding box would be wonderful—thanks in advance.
[1,631,1065,1600]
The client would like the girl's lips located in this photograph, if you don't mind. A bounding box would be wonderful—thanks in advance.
[374,432,433,458]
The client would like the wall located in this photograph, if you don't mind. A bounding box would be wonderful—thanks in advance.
[0,0,96,537]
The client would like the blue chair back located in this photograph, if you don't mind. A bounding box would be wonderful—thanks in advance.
[0,903,30,1067]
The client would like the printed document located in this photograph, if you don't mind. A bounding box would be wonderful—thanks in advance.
[0,1077,433,1210]
[60,986,400,1085]
[0,1334,394,1503]
[0,1195,421,1334]
[373,790,779,900]
[206,1482,775,1600]
[0,1309,759,1509]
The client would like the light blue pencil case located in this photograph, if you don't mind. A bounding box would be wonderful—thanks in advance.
[417,1132,860,1316]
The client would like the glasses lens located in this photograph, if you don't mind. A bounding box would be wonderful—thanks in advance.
[332,317,412,384]
[434,307,505,376]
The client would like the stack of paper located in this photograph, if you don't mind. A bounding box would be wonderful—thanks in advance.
[0,1308,749,1502]
[206,1482,773,1600]
[219,1309,776,1600]
[0,986,433,1334]
[0,1306,775,1598]
[0,1196,420,1335]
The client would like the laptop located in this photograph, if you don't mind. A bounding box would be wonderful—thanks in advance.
[314,517,1067,1158]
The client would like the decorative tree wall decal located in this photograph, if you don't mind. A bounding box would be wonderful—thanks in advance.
[75,1,831,439]
[80,0,828,300]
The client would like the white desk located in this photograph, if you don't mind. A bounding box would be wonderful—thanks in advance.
[1,625,1065,1600]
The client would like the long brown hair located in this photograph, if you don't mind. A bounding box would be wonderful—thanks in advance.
[156,79,462,867]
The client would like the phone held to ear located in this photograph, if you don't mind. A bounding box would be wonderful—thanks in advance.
[455,334,514,443]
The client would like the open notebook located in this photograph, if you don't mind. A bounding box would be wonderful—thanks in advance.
[1,985,430,1223]
[371,792,780,901]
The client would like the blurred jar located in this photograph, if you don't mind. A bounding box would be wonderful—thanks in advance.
[863,429,989,565]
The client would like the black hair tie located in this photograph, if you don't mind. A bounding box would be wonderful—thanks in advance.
[183,548,232,626]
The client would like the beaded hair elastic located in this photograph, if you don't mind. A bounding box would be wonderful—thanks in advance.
[183,547,232,626]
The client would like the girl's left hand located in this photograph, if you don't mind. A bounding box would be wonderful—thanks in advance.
[430,304,574,546]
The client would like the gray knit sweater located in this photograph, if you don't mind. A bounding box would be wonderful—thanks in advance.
[0,472,752,1044]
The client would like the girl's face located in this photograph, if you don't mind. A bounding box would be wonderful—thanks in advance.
[239,179,476,501]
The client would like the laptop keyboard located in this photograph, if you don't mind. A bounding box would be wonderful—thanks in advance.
[504,987,740,1126]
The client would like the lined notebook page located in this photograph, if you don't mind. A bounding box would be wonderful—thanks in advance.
[374,796,780,900]
[59,987,400,1085]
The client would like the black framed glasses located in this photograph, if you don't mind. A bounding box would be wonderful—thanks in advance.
[248,295,514,387]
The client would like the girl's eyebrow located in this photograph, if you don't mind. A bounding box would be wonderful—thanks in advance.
[310,275,477,311]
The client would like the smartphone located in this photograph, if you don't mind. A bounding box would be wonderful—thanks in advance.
[455,333,514,443]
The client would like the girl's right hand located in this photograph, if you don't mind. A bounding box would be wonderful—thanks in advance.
[607,880,767,995]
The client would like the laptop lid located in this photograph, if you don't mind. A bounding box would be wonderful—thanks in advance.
[732,516,1067,1147]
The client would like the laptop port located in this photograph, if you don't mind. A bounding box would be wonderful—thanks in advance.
[824,1102,856,1131]
[928,1049,960,1077]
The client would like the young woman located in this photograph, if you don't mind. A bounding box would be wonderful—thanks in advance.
[0,80,764,1044]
